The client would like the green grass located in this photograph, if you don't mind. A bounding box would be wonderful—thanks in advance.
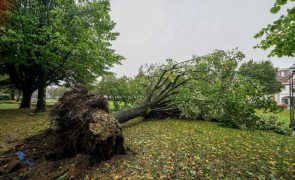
[0,100,113,110]
[92,119,295,179]
[0,109,50,153]
[0,100,20,109]
[0,109,294,178]
[0,100,57,109]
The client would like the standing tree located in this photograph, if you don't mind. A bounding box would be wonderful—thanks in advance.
[255,0,295,57]
[94,74,146,111]
[239,60,283,94]
[0,0,122,111]
[47,86,70,100]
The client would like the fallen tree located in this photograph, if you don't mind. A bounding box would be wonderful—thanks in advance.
[113,50,280,128]
[114,59,199,123]
[50,86,126,158]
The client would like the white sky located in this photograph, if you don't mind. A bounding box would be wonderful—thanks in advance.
[110,0,295,77]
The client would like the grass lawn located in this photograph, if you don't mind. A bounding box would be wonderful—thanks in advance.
[0,109,294,179]
[0,100,57,110]
[0,100,20,109]
[0,109,50,153]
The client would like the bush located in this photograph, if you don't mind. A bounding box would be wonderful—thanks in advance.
[256,115,290,135]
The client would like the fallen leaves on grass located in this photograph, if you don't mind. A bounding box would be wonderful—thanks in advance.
[0,110,294,179]
[89,119,295,179]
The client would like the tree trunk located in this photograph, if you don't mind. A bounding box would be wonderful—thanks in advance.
[113,104,149,123]
[35,70,47,112]
[20,90,33,108]
[35,88,46,112]
[16,91,21,102]
[10,90,15,100]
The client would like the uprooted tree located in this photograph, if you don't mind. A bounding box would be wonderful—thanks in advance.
[50,86,126,159]
[110,50,280,129]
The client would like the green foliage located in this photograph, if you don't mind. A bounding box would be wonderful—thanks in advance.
[47,86,70,99]
[172,50,280,129]
[0,65,16,94]
[257,108,290,125]
[239,60,283,94]
[0,0,122,86]
[94,74,146,110]
[256,115,291,135]
[255,0,295,57]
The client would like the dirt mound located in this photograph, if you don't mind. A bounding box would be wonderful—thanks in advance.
[0,86,127,179]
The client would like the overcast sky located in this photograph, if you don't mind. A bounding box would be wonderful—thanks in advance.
[110,0,295,77]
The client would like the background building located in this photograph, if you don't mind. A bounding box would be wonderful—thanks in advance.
[275,68,293,106]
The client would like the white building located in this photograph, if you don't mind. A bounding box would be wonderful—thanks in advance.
[274,68,294,105]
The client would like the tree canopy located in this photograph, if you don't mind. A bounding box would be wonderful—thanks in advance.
[0,0,122,110]
[239,60,283,94]
[255,0,295,57]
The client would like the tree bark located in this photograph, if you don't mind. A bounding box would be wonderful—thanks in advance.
[10,90,15,100]
[113,104,150,123]
[35,88,46,112]
[5,63,38,106]
[35,70,47,112]
[20,90,33,108]
[16,91,21,102]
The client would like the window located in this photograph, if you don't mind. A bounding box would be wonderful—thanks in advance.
[282,98,288,105]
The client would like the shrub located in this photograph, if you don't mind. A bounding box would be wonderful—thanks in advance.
[256,115,290,135]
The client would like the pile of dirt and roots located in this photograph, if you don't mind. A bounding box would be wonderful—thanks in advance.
[0,86,127,179]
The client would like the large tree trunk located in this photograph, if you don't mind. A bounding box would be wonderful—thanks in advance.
[5,63,38,107]
[20,90,33,108]
[35,70,47,112]
[113,104,150,123]
[114,103,180,123]
[16,91,21,102]
[35,88,46,112]
[10,90,15,100]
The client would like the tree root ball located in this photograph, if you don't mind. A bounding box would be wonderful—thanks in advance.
[50,86,126,160]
